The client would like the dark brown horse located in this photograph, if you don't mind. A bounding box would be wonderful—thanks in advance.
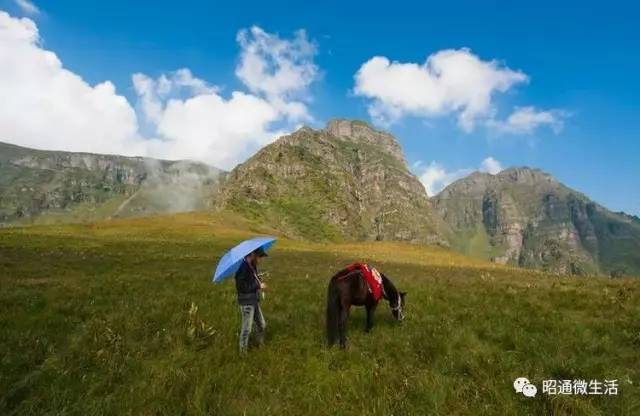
[326,266,406,348]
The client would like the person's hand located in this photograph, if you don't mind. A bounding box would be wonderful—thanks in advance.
[260,282,268,290]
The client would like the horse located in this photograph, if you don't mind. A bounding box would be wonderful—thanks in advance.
[326,265,406,348]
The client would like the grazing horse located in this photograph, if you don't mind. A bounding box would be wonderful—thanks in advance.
[326,264,406,348]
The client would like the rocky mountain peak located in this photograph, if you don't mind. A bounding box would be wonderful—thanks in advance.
[439,167,560,199]
[497,167,557,185]
[323,119,408,167]
[216,121,444,243]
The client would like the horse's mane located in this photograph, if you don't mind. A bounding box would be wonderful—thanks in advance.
[381,274,399,300]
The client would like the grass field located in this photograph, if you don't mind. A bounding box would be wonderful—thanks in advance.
[1,212,639,415]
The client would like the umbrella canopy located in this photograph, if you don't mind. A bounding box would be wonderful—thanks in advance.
[212,236,276,283]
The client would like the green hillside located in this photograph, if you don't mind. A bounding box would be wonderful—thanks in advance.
[0,141,224,226]
[1,212,638,415]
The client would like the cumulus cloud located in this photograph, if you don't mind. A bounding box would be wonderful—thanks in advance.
[480,156,503,175]
[417,162,472,196]
[132,69,218,125]
[0,11,142,156]
[133,26,321,168]
[487,106,567,135]
[131,59,311,168]
[0,11,318,170]
[236,26,318,121]
[416,156,504,196]
[135,72,281,168]
[14,0,39,15]
[354,48,528,130]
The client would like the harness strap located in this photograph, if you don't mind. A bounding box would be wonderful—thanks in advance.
[389,294,402,311]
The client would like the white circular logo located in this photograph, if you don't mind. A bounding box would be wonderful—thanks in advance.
[513,377,530,393]
[522,383,537,398]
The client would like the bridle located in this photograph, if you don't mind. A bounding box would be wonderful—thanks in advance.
[389,294,402,311]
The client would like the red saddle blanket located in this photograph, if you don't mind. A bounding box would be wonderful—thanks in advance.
[345,262,384,301]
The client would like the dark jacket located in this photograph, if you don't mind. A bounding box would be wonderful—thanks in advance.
[234,260,261,305]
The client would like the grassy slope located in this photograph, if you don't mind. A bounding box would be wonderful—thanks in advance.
[1,212,639,415]
[449,223,506,261]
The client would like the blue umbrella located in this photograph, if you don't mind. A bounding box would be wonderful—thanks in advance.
[212,236,276,283]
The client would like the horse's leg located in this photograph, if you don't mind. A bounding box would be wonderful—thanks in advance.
[365,302,377,333]
[338,302,350,349]
[326,283,340,346]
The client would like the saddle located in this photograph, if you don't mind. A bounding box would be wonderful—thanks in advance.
[344,263,384,301]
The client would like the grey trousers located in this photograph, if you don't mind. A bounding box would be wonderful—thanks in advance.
[239,303,266,352]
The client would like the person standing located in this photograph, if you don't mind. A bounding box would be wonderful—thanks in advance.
[234,247,268,352]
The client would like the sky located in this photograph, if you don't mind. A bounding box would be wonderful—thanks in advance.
[0,0,638,214]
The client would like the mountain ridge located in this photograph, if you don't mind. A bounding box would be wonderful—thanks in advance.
[1,123,639,277]
[0,141,225,225]
[434,166,640,276]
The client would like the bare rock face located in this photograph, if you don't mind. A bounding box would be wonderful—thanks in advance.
[216,120,447,243]
[324,119,408,167]
[433,167,640,276]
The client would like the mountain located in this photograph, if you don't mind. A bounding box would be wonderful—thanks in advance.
[0,141,224,226]
[216,119,447,243]
[433,167,640,276]
[3,128,638,277]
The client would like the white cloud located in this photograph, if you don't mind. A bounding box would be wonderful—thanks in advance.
[416,156,504,196]
[14,0,39,15]
[480,156,503,175]
[0,11,318,170]
[487,106,567,135]
[0,11,142,156]
[138,81,281,169]
[417,162,472,196]
[354,48,528,131]
[133,26,320,168]
[132,69,218,125]
[236,26,318,121]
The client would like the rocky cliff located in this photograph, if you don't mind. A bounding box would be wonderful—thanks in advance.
[433,168,640,276]
[0,141,224,225]
[216,119,447,243]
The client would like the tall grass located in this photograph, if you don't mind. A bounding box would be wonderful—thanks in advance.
[1,212,638,415]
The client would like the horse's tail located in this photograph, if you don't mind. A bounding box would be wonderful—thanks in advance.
[326,280,341,346]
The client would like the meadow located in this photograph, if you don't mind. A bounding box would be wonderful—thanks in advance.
[1,212,639,415]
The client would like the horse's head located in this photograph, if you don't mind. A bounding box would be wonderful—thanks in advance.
[389,291,407,321]
[381,273,407,321]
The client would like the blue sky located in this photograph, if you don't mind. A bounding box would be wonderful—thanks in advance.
[0,0,638,214]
